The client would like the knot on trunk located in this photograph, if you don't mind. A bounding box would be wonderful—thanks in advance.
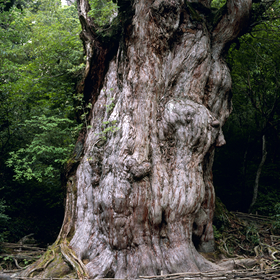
[160,99,221,148]
[150,0,181,40]
[126,158,152,179]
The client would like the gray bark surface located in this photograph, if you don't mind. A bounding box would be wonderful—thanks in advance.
[70,0,252,278]
[21,0,253,279]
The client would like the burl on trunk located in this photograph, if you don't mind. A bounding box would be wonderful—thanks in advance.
[21,0,252,279]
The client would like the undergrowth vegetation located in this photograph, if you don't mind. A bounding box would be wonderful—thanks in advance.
[213,198,280,266]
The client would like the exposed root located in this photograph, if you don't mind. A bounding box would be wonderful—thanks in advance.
[59,243,88,279]
[16,244,88,279]
[13,258,24,270]
[25,248,56,276]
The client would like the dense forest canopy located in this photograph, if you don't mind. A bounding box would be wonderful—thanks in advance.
[0,0,279,275]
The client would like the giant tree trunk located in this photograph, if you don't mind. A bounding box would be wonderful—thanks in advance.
[21,0,252,279]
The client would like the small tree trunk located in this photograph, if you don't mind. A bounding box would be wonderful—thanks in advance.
[248,135,267,213]
[20,0,253,278]
[242,135,250,178]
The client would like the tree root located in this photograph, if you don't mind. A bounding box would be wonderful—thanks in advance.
[25,247,56,276]
[13,258,23,270]
[5,211,279,279]
[15,243,88,279]
[138,267,280,280]
[59,243,88,279]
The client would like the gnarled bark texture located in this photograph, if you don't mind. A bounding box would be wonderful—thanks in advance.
[21,0,252,279]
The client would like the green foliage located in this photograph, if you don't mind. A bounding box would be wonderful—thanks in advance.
[95,97,119,140]
[253,188,280,216]
[0,0,83,244]
[6,115,77,182]
[273,203,280,229]
[73,92,92,130]
[213,9,280,213]
[211,0,226,9]
[213,225,223,240]
[88,0,118,26]
[0,256,14,269]
[213,197,230,235]
[0,200,9,222]
[0,0,84,181]
[0,254,38,270]
[97,120,119,140]
[105,96,115,112]
[0,199,10,242]
[245,224,260,245]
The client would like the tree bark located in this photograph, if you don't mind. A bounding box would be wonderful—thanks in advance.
[21,0,253,278]
[248,134,267,213]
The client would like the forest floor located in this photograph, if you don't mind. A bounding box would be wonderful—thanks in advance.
[211,201,280,269]
[1,208,280,279]
[0,234,46,272]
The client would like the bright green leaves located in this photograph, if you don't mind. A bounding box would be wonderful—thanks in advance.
[0,0,84,182]
[105,96,115,112]
[97,120,119,140]
[211,0,226,9]
[6,115,78,182]
[88,0,118,26]
[96,97,119,140]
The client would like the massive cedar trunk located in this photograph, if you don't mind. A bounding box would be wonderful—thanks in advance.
[21,0,252,279]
